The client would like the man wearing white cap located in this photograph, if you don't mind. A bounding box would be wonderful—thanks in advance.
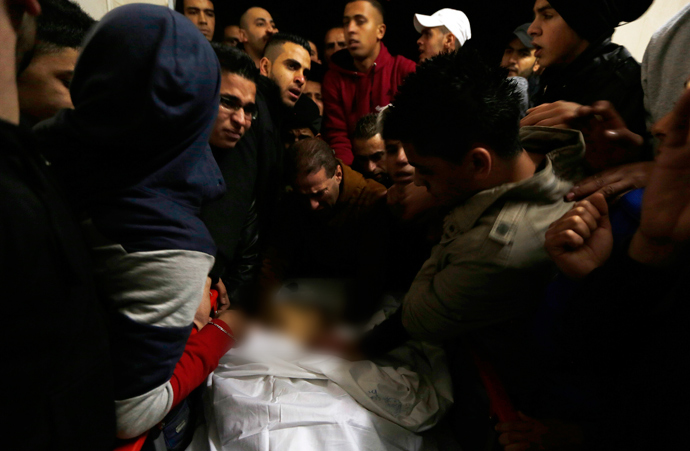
[414,8,471,63]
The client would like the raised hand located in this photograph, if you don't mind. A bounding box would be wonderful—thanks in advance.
[521,101,582,128]
[545,193,613,280]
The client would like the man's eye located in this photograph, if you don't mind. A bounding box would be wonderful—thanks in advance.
[326,43,335,50]
[207,12,215,18]
[356,18,366,26]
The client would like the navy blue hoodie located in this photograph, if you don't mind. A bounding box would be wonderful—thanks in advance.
[35,4,224,438]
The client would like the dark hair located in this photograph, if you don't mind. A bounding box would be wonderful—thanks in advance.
[211,43,259,83]
[291,138,339,179]
[352,113,379,141]
[382,49,522,162]
[264,32,312,60]
[35,0,95,54]
[345,0,385,23]
[174,0,214,14]
[307,61,325,83]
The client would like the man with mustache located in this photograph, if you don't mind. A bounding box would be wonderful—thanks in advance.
[322,0,416,165]
[177,0,215,41]
[239,6,278,68]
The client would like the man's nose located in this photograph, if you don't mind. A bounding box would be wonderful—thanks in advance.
[367,160,377,174]
[309,199,320,211]
[527,21,539,37]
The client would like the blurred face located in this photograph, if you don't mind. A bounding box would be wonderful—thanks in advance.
[18,47,78,122]
[284,127,316,150]
[260,42,311,108]
[240,7,278,58]
[353,134,387,182]
[183,0,215,41]
[403,142,476,206]
[385,139,415,185]
[296,165,343,212]
[324,27,346,64]
[652,77,690,152]
[308,41,321,63]
[209,73,256,149]
[223,25,241,47]
[417,27,447,63]
[343,1,385,61]
[501,37,536,78]
[528,0,588,69]
[303,80,323,115]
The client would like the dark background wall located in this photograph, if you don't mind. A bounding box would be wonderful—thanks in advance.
[212,0,536,65]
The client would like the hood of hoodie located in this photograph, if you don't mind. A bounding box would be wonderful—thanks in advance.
[35,4,224,254]
[329,42,395,77]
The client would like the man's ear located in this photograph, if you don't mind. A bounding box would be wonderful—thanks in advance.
[466,147,492,180]
[444,33,456,52]
[259,57,271,77]
[315,133,322,140]
[334,163,343,184]
[377,23,386,41]
[239,28,248,44]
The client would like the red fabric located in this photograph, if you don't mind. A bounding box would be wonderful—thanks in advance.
[169,319,234,407]
[322,43,416,165]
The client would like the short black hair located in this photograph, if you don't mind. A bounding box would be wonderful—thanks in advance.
[174,0,214,14]
[382,49,522,163]
[291,138,339,179]
[211,43,259,83]
[35,0,95,54]
[264,32,312,60]
[345,0,385,23]
[352,113,379,141]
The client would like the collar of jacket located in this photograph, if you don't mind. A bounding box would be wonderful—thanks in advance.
[336,160,387,207]
[329,42,393,77]
[443,126,584,238]
[540,38,631,90]
[257,75,288,119]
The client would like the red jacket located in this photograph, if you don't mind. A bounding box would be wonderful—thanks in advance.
[322,43,416,165]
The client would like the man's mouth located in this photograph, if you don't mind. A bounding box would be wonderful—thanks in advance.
[288,87,301,101]
[394,171,414,183]
[348,39,359,48]
[223,129,241,141]
[533,44,543,58]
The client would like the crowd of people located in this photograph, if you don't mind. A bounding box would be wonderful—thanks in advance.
[2,0,689,450]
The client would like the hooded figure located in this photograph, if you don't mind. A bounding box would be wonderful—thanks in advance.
[35,4,226,439]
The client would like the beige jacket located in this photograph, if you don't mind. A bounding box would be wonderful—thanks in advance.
[402,127,585,340]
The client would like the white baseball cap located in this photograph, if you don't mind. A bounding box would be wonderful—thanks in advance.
[414,8,472,47]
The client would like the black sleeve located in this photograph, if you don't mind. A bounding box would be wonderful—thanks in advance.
[360,308,411,358]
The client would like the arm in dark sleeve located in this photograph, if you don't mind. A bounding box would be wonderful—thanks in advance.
[360,309,411,358]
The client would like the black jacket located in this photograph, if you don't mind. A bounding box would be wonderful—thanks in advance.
[0,120,115,449]
[202,76,286,310]
[534,39,647,137]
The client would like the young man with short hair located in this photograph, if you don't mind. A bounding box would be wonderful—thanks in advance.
[178,0,215,41]
[414,8,471,62]
[239,6,278,67]
[17,0,95,125]
[322,0,416,165]
[303,60,325,115]
[523,0,652,137]
[356,51,585,444]
[351,113,390,186]
[323,26,346,66]
[223,24,241,47]
[501,23,536,79]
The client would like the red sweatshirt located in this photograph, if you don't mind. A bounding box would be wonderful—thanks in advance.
[322,43,416,165]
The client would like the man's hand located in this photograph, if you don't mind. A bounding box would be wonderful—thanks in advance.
[213,278,231,312]
[566,161,653,202]
[495,412,583,451]
[545,193,613,280]
[569,101,644,171]
[387,182,437,221]
[521,101,582,128]
[194,277,214,330]
[630,89,690,265]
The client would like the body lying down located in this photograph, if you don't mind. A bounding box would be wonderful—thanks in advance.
[199,293,454,451]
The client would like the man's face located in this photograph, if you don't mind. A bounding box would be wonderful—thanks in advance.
[183,0,215,41]
[403,142,476,206]
[501,37,536,78]
[528,0,588,69]
[296,165,343,212]
[223,25,241,47]
[209,72,256,149]
[353,133,387,182]
[343,1,385,61]
[323,27,346,64]
[284,127,315,150]
[18,47,79,122]
[308,41,320,63]
[417,27,447,63]
[303,81,323,115]
[385,139,415,185]
[261,42,311,108]
[241,7,278,58]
